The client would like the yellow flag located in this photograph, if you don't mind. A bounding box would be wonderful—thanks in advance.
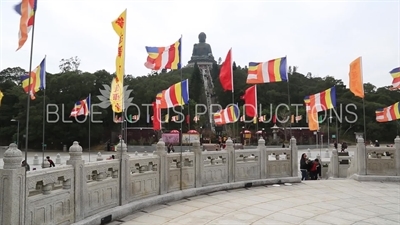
[0,90,3,107]
[110,77,123,113]
[112,9,127,84]
[349,57,364,98]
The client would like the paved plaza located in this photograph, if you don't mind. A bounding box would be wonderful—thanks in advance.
[113,180,399,225]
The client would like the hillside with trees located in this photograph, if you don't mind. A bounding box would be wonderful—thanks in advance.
[0,57,399,149]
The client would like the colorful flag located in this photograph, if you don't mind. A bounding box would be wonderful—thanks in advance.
[241,85,257,117]
[0,90,3,107]
[109,77,123,113]
[295,115,302,121]
[291,115,294,123]
[213,105,239,125]
[308,86,336,112]
[258,115,266,122]
[375,102,400,123]
[219,49,233,91]
[14,0,37,51]
[152,102,161,130]
[193,115,200,123]
[112,9,127,83]
[145,38,182,70]
[155,79,189,109]
[349,57,364,98]
[272,114,277,124]
[246,57,288,84]
[375,108,385,122]
[164,114,169,123]
[70,96,90,117]
[390,67,400,89]
[318,115,323,124]
[304,96,319,131]
[21,57,46,100]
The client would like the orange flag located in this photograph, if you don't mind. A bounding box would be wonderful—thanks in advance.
[349,57,364,98]
[307,107,319,131]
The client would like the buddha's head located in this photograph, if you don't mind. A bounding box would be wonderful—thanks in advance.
[198,32,206,43]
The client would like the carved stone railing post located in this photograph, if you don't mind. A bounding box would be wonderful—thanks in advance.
[290,137,298,177]
[331,149,339,178]
[193,140,203,187]
[0,143,25,225]
[357,137,366,175]
[66,141,86,222]
[395,136,400,175]
[226,137,235,182]
[258,138,267,178]
[115,140,129,204]
[154,139,167,194]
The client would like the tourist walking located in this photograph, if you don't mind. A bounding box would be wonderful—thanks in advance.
[47,156,55,167]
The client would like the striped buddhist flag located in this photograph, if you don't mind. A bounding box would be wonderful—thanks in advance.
[14,0,37,51]
[155,79,189,109]
[390,67,400,89]
[246,57,287,84]
[214,105,239,125]
[144,38,181,70]
[376,102,400,123]
[375,108,385,122]
[308,86,336,112]
[21,57,46,100]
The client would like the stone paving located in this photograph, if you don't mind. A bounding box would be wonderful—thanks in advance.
[112,180,399,225]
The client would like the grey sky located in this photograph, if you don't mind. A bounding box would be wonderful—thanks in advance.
[0,0,399,89]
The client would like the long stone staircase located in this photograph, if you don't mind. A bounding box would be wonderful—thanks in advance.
[197,63,218,133]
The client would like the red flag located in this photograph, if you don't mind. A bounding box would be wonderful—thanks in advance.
[186,115,190,124]
[242,85,257,117]
[272,114,276,124]
[152,102,161,131]
[219,48,233,91]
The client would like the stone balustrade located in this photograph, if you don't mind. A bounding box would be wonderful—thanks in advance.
[327,136,400,181]
[0,137,300,225]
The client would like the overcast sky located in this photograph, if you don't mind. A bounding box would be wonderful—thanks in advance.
[1,0,399,89]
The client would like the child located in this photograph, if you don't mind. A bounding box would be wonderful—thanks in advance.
[309,159,320,180]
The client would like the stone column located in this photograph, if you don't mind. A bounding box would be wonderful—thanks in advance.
[66,141,87,222]
[193,140,203,187]
[331,149,339,178]
[258,138,267,179]
[226,137,235,182]
[0,143,25,225]
[290,137,298,177]
[115,140,129,204]
[357,137,366,175]
[154,139,167,194]
[394,136,400,176]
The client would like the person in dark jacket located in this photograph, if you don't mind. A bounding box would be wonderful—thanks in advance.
[46,156,55,167]
[300,153,310,180]
[21,160,30,171]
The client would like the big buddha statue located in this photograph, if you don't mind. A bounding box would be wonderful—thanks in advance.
[188,32,217,64]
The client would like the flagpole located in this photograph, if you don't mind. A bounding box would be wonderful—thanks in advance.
[88,93,91,162]
[41,86,46,167]
[231,48,235,147]
[286,57,292,138]
[179,34,183,190]
[23,4,38,221]
[327,109,330,149]
[255,84,258,141]
[118,8,127,207]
